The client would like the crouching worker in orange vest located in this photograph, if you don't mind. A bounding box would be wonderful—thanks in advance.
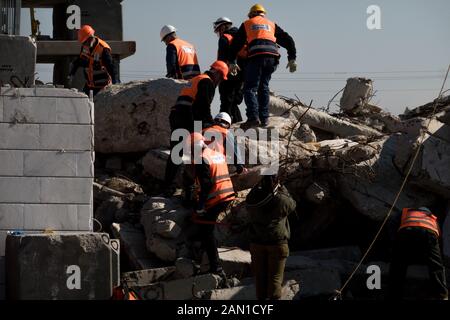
[388,207,448,300]
[186,132,236,276]
[68,25,117,96]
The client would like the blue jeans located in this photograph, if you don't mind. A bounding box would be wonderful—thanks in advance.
[244,56,278,122]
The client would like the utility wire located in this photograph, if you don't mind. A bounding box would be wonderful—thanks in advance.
[331,63,450,300]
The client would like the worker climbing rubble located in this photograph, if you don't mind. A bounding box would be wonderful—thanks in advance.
[229,4,298,128]
[68,24,117,96]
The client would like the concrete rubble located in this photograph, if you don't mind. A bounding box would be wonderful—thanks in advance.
[85,77,450,300]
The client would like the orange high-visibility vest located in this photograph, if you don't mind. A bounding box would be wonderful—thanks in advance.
[399,208,440,237]
[203,124,228,155]
[222,33,248,60]
[175,74,211,107]
[201,147,235,209]
[80,37,112,89]
[170,38,201,79]
[243,16,278,58]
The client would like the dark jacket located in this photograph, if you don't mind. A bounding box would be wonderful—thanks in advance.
[229,20,296,62]
[246,184,296,245]
[166,43,179,79]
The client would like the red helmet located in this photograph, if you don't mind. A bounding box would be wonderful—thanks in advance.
[210,60,228,80]
[78,25,95,43]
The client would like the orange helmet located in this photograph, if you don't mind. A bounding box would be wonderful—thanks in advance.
[210,60,228,80]
[78,25,95,43]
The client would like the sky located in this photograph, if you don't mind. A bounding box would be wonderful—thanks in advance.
[20,0,450,115]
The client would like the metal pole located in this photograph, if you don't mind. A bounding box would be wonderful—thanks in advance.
[14,0,20,35]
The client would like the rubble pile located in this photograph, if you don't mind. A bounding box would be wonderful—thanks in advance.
[91,78,450,300]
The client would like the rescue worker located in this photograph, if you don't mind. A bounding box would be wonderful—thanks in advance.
[213,17,246,123]
[187,132,236,275]
[163,61,229,195]
[246,174,296,300]
[388,207,448,300]
[160,25,201,80]
[229,4,297,128]
[203,112,247,175]
[68,25,117,96]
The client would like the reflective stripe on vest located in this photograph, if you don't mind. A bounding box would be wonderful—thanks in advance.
[222,33,248,60]
[176,74,211,107]
[202,147,235,209]
[399,208,440,236]
[170,38,201,79]
[244,16,278,58]
[80,37,112,89]
[203,124,228,155]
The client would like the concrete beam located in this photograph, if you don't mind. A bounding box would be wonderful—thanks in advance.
[36,41,136,63]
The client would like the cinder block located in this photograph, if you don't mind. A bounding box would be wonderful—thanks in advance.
[56,98,91,124]
[0,96,3,122]
[3,96,57,123]
[77,205,92,231]
[39,124,93,151]
[0,204,24,229]
[32,87,87,98]
[24,204,78,230]
[0,256,5,284]
[6,232,114,300]
[0,150,23,176]
[40,177,93,204]
[77,152,94,177]
[0,177,40,203]
[0,123,40,149]
[0,231,6,256]
[23,151,90,177]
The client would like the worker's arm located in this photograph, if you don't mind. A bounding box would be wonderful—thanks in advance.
[279,186,297,217]
[217,36,230,63]
[68,57,83,77]
[102,48,118,84]
[195,161,213,210]
[166,44,179,79]
[228,23,247,62]
[274,24,297,61]
[192,78,215,123]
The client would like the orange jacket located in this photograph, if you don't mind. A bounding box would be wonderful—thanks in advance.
[399,208,440,237]
[243,16,278,58]
[80,37,112,89]
[203,124,228,155]
[175,74,211,107]
[170,38,201,79]
[201,147,235,209]
[222,33,248,61]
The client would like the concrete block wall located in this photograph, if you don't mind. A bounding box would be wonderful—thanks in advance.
[0,86,94,294]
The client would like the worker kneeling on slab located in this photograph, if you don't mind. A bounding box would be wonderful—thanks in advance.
[388,207,448,300]
[68,25,117,96]
[246,174,297,300]
[186,132,236,277]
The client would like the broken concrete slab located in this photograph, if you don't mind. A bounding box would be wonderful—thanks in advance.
[6,232,115,300]
[111,222,166,270]
[340,78,373,114]
[0,36,36,86]
[136,273,220,300]
[93,78,187,153]
[121,267,176,287]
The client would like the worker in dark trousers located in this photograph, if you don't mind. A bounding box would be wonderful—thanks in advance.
[160,25,201,80]
[229,4,297,128]
[246,174,297,300]
[68,25,117,96]
[187,132,236,276]
[163,61,229,196]
[213,17,247,123]
[388,207,448,300]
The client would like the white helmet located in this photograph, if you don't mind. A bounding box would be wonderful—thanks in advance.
[214,112,232,126]
[160,25,177,41]
[213,17,232,32]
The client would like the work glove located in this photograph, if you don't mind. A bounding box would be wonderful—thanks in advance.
[229,63,241,77]
[286,60,297,73]
[66,75,73,87]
